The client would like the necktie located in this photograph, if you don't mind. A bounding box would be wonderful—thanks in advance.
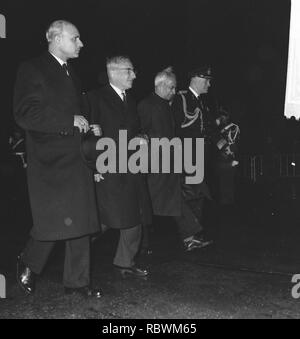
[62,63,69,76]
[121,92,127,103]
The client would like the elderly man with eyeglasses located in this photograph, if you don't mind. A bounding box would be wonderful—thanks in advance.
[88,56,152,279]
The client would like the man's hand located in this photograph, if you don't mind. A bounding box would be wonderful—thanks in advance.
[74,115,89,133]
[90,124,102,137]
[94,174,104,182]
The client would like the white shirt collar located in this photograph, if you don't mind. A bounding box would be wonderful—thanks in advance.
[50,52,67,66]
[189,86,199,99]
[110,83,125,100]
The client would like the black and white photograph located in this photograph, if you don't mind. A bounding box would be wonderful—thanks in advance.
[0,0,299,320]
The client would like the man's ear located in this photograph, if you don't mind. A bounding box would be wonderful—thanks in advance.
[54,34,61,45]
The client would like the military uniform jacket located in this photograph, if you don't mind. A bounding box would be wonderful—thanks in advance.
[172,89,214,199]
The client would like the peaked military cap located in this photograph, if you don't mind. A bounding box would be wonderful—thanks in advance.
[189,66,213,79]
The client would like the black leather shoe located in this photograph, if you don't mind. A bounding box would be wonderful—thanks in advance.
[184,238,213,252]
[64,286,103,299]
[16,255,36,295]
[114,265,149,279]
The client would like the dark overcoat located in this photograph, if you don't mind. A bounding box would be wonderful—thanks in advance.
[88,85,152,229]
[13,52,99,241]
[138,93,181,216]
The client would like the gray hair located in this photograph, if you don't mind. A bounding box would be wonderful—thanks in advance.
[46,20,73,42]
[106,55,131,70]
[154,67,176,87]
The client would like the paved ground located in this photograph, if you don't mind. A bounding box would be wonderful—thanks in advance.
[1,179,300,319]
[0,252,299,319]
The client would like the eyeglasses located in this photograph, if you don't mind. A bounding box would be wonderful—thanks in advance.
[166,84,176,90]
[113,67,138,75]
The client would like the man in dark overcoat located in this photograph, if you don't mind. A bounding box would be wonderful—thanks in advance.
[138,67,209,251]
[13,20,101,298]
[88,56,152,278]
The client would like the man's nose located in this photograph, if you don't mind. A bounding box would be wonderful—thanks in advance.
[78,39,84,48]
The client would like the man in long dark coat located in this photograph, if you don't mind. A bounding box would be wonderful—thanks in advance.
[138,67,210,251]
[88,56,152,278]
[14,20,101,298]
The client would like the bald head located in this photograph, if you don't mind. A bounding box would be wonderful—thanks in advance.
[47,20,83,62]
[46,20,71,42]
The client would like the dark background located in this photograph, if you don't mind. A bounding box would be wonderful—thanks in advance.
[0,0,293,152]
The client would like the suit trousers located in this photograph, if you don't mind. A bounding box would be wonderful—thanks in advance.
[173,198,204,240]
[22,235,90,288]
[113,225,142,268]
